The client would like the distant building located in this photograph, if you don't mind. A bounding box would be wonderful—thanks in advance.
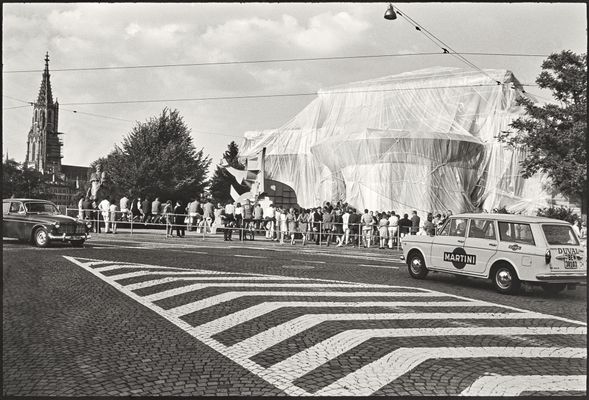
[24,53,91,206]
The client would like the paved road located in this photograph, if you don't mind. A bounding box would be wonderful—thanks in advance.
[3,233,587,396]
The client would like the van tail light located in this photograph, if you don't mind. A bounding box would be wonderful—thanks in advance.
[545,249,551,264]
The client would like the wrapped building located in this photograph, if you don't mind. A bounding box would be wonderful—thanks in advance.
[240,67,557,214]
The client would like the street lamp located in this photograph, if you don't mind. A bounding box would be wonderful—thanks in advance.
[384,3,397,20]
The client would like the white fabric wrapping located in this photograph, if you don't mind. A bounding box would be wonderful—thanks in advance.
[240,67,557,213]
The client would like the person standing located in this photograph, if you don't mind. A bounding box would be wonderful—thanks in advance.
[234,202,243,240]
[378,213,389,249]
[119,195,130,221]
[297,208,310,246]
[333,208,344,246]
[141,197,151,225]
[410,211,420,235]
[361,209,373,248]
[82,196,93,221]
[151,197,161,224]
[203,198,215,234]
[341,208,350,246]
[348,208,361,247]
[173,201,185,237]
[312,207,323,245]
[322,206,334,246]
[424,213,436,236]
[221,208,235,241]
[264,204,276,240]
[279,207,288,244]
[287,208,297,245]
[98,197,111,233]
[253,201,263,233]
[131,197,142,222]
[242,199,253,234]
[388,211,400,248]
[399,213,412,238]
[109,198,119,234]
[162,200,173,237]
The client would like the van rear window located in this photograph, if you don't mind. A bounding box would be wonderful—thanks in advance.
[542,225,579,246]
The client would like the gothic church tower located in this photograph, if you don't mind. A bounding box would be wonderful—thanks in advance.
[24,52,62,174]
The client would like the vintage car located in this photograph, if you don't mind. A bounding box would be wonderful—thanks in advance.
[2,198,92,247]
[401,213,586,294]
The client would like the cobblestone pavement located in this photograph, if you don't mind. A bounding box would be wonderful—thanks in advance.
[3,235,587,396]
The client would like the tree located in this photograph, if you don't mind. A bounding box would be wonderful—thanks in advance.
[91,108,211,204]
[208,141,248,204]
[501,50,587,213]
[2,159,49,198]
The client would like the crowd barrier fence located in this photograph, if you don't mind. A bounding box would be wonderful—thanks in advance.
[67,208,427,250]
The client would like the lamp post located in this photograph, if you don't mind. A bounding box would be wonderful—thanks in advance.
[384,3,397,20]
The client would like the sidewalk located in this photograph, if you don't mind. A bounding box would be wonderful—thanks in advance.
[89,228,404,257]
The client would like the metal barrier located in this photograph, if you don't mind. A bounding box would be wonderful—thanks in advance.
[67,208,429,249]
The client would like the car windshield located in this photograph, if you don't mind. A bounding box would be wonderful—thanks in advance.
[25,202,60,215]
[542,224,580,246]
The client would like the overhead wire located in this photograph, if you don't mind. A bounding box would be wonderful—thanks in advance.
[2,52,551,74]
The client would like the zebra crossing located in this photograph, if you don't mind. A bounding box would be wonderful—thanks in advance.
[63,256,587,396]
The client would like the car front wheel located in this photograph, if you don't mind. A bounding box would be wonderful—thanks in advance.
[492,264,521,295]
[407,252,428,279]
[33,228,49,248]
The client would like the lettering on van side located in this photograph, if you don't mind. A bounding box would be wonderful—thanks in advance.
[444,248,477,269]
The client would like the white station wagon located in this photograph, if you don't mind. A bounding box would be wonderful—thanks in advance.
[401,213,586,294]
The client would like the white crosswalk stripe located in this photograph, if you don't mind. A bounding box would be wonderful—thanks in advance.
[459,374,587,396]
[315,347,587,396]
[63,256,587,397]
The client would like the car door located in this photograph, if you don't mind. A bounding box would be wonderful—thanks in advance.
[463,218,498,275]
[3,201,24,239]
[497,221,538,271]
[430,217,469,270]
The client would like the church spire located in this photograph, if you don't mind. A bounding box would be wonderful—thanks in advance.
[37,52,54,106]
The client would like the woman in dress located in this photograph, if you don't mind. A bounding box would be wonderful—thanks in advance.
[287,207,298,245]
[297,209,309,246]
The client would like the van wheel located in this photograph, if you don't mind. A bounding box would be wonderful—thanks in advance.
[33,228,49,248]
[541,283,566,295]
[492,264,521,295]
[407,252,428,279]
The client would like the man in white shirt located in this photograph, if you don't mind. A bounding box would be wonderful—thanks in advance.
[98,198,111,233]
[120,195,129,221]
[341,209,350,246]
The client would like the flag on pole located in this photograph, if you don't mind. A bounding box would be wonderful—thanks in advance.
[225,167,248,184]
[230,185,240,201]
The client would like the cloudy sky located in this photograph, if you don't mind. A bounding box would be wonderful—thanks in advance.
[3,3,586,174]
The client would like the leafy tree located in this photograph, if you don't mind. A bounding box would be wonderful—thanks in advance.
[208,141,248,204]
[501,50,587,213]
[2,158,49,198]
[537,206,579,224]
[91,108,211,204]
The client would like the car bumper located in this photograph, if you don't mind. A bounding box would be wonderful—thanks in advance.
[535,273,587,283]
[47,233,90,241]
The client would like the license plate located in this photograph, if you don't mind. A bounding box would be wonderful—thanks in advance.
[564,260,578,269]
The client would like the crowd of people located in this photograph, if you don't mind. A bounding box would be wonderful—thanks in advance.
[76,195,456,247]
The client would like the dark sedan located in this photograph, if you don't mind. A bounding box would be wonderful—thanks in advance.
[3,198,91,247]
